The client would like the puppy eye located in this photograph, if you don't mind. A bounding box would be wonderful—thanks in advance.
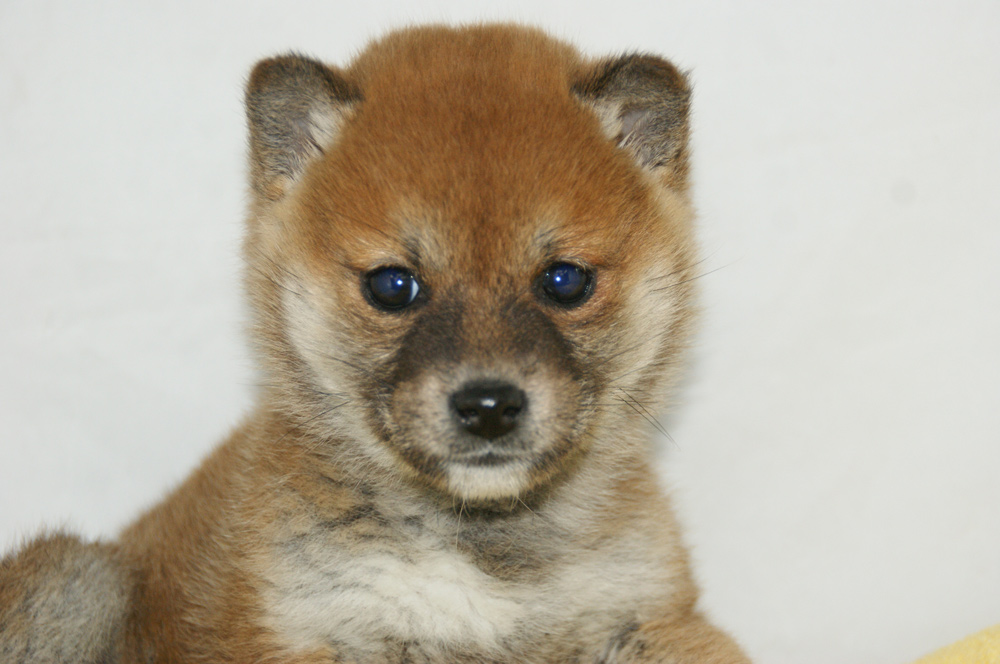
[366,266,420,310]
[539,262,593,306]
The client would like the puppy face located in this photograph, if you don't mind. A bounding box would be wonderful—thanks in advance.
[244,26,696,503]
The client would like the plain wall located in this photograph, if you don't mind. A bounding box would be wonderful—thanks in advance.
[1,1,998,662]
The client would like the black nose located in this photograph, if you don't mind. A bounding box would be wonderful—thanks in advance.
[450,382,526,440]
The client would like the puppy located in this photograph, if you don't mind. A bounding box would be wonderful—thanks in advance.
[0,24,750,663]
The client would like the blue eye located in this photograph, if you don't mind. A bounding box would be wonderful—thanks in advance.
[366,266,420,310]
[540,262,593,305]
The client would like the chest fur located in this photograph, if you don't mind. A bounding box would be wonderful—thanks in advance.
[260,524,535,660]
[260,529,665,664]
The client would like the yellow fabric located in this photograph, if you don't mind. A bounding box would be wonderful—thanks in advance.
[914,625,1000,664]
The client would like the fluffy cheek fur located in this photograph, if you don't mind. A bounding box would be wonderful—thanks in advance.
[274,267,407,470]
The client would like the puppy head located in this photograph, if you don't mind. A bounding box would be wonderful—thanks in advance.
[243,25,697,503]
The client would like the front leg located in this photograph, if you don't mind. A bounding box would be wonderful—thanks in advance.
[600,612,750,664]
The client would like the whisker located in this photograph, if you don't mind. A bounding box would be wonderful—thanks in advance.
[615,388,675,444]
[650,264,730,293]
[317,352,394,389]
[245,261,310,300]
[454,498,467,548]
[254,379,351,401]
[607,365,647,386]
[244,248,313,291]
[614,395,669,440]
[277,400,352,454]
[515,495,539,519]
[643,253,715,285]
[589,341,646,373]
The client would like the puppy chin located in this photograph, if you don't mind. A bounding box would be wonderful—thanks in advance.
[443,458,534,502]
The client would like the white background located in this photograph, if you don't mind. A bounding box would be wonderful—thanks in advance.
[1,2,997,662]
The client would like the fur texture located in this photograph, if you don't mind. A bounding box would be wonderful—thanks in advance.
[0,24,749,663]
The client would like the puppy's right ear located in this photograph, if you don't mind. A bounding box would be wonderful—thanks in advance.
[246,54,361,201]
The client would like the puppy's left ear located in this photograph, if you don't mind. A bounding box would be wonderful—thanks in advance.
[573,54,691,188]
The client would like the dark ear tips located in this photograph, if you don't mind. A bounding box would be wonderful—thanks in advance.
[573,54,691,186]
[245,49,690,199]
[246,54,360,108]
[245,54,361,200]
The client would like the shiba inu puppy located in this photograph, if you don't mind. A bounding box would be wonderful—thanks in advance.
[0,24,750,663]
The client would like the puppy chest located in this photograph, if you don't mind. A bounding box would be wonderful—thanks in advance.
[261,540,529,656]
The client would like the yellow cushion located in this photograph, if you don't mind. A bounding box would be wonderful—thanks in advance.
[914,625,1000,664]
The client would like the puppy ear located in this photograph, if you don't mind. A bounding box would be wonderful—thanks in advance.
[245,54,361,200]
[573,54,691,187]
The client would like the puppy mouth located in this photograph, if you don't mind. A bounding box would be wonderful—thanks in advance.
[447,447,526,467]
[440,450,536,502]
